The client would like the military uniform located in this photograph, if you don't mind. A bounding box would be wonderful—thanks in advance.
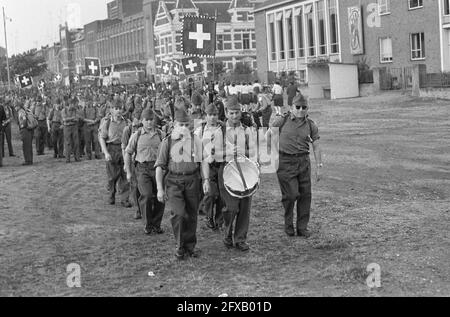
[83,102,101,160]
[62,102,80,162]
[271,96,320,236]
[77,102,86,157]
[0,105,5,166]
[32,100,50,155]
[155,109,203,259]
[1,103,14,157]
[17,106,34,165]
[99,114,130,206]
[126,121,164,233]
[47,104,65,158]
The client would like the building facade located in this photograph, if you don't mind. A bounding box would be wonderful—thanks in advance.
[255,0,449,85]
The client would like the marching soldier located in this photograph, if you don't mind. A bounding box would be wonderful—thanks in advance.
[155,108,206,260]
[0,100,5,167]
[99,99,132,208]
[77,97,86,157]
[125,108,165,234]
[14,100,34,166]
[31,95,50,155]
[47,98,65,159]
[62,97,81,163]
[195,103,224,231]
[270,94,322,238]
[204,95,256,252]
[83,96,101,160]
[1,98,14,158]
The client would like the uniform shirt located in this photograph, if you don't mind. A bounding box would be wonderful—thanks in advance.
[99,117,128,145]
[32,102,50,121]
[2,105,12,126]
[256,94,271,112]
[287,84,299,99]
[17,108,28,129]
[48,106,64,124]
[121,124,138,151]
[61,106,78,126]
[125,128,163,163]
[223,121,256,163]
[228,86,238,96]
[0,106,6,131]
[83,105,99,124]
[155,133,203,174]
[272,114,320,155]
[273,84,283,95]
[195,123,224,163]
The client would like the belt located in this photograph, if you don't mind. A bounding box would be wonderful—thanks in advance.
[169,170,198,176]
[280,151,309,157]
[107,142,122,146]
[210,162,223,168]
[137,161,156,166]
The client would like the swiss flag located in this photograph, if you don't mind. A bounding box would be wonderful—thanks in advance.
[85,57,101,76]
[18,74,33,89]
[182,15,216,58]
[161,61,172,75]
[181,57,203,76]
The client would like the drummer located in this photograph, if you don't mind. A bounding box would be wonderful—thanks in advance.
[203,95,256,252]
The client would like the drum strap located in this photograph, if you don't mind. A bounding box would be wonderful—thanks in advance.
[234,134,249,191]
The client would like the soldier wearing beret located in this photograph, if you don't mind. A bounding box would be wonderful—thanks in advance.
[155,108,207,260]
[269,94,322,238]
[62,97,81,163]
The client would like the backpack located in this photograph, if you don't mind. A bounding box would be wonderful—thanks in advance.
[25,110,38,130]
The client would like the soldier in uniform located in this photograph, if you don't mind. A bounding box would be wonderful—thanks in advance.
[47,98,65,159]
[62,97,81,163]
[204,95,256,252]
[1,98,14,158]
[195,103,224,231]
[31,95,50,155]
[125,108,165,234]
[77,97,86,157]
[155,108,206,260]
[270,94,322,238]
[83,96,101,160]
[14,100,34,165]
[99,99,132,208]
[0,100,5,167]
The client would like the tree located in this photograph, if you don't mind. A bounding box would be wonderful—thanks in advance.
[9,49,47,78]
[234,62,252,75]
[212,61,225,80]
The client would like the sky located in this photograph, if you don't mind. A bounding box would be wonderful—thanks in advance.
[0,0,109,55]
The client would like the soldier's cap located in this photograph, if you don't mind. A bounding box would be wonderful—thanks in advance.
[293,94,307,107]
[141,108,154,121]
[174,96,189,110]
[205,103,219,115]
[225,95,240,111]
[253,86,261,95]
[191,91,203,106]
[174,108,190,123]
[112,98,123,109]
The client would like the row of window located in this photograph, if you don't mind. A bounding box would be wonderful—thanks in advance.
[380,32,425,63]
[378,0,423,15]
[97,28,145,64]
[267,0,340,62]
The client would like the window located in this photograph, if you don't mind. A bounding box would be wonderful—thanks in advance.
[286,10,295,58]
[445,0,450,15]
[379,37,393,63]
[411,32,425,59]
[317,0,327,55]
[217,34,224,50]
[378,0,390,15]
[268,15,276,60]
[295,8,305,57]
[276,12,285,60]
[305,4,316,56]
[243,33,250,50]
[328,0,339,54]
[409,0,423,10]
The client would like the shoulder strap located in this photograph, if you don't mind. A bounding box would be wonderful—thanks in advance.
[134,128,142,158]
[279,113,290,134]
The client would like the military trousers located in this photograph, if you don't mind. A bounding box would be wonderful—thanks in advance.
[2,122,13,157]
[64,125,79,160]
[35,120,47,155]
[203,163,224,227]
[218,164,252,244]
[136,162,165,231]
[276,153,312,232]
[106,143,129,202]
[20,128,34,164]
[51,123,64,157]
[84,124,100,159]
[166,172,200,252]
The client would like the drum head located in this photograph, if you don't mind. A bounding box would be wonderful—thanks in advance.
[224,157,260,198]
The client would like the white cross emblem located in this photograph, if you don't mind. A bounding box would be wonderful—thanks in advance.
[162,63,170,74]
[55,74,61,81]
[88,61,98,74]
[186,60,198,73]
[173,64,180,75]
[21,76,30,86]
[104,68,110,75]
[74,75,79,83]
[189,24,211,49]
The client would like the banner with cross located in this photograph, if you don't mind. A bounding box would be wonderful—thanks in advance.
[38,79,46,90]
[54,73,62,83]
[181,57,203,76]
[73,74,81,84]
[161,60,173,76]
[103,66,112,77]
[85,57,101,77]
[18,73,33,89]
[182,15,216,58]
[172,60,182,77]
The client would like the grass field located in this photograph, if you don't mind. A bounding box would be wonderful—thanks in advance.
[0,92,449,297]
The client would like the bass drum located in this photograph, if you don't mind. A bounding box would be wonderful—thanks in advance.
[223,156,260,198]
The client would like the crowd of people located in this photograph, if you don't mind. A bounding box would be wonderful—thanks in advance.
[0,78,322,261]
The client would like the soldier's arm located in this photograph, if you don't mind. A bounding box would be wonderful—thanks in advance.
[312,140,322,167]
[155,139,169,193]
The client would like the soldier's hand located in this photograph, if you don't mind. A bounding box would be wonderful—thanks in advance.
[203,180,211,196]
[126,172,132,183]
[315,167,322,183]
[157,189,165,203]
[105,153,112,162]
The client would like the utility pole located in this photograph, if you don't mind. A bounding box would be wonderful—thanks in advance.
[3,7,11,90]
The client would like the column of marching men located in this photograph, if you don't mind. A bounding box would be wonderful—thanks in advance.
[0,78,323,260]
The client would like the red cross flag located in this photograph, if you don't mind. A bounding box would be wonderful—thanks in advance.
[85,57,101,77]
[18,74,33,89]
[182,15,216,58]
[181,57,203,76]
[161,61,172,75]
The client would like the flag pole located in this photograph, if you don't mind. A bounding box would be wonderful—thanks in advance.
[212,9,218,83]
[3,7,11,91]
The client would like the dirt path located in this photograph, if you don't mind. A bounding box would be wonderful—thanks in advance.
[1,92,449,296]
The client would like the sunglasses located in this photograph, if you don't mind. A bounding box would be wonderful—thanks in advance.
[295,106,308,110]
